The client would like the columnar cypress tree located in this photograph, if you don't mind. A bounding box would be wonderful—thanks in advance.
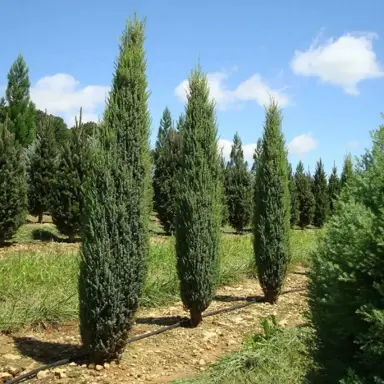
[312,158,329,228]
[340,153,354,189]
[253,99,290,304]
[295,161,315,229]
[153,107,181,233]
[51,110,88,241]
[27,114,58,223]
[251,137,262,178]
[5,55,36,147]
[79,16,151,363]
[0,117,27,244]
[225,132,252,232]
[288,163,299,227]
[328,162,341,216]
[220,150,229,226]
[175,65,221,327]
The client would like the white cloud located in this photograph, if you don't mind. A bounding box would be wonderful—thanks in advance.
[218,138,256,165]
[287,133,317,155]
[30,73,109,126]
[347,140,360,150]
[219,132,317,164]
[175,69,290,109]
[291,32,384,95]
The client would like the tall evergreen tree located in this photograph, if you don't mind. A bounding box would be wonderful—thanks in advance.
[288,163,299,227]
[152,107,181,233]
[5,55,36,147]
[27,114,58,223]
[251,137,262,177]
[51,110,88,241]
[0,117,28,244]
[175,65,221,327]
[340,153,354,189]
[253,100,290,304]
[35,109,69,146]
[79,16,151,363]
[328,162,341,216]
[225,132,252,232]
[219,150,229,226]
[312,158,329,228]
[295,161,315,229]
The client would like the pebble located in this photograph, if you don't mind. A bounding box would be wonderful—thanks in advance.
[95,365,104,371]
[69,362,77,367]
[199,359,205,366]
[0,372,13,382]
[2,353,21,361]
[104,362,110,369]
[36,370,49,379]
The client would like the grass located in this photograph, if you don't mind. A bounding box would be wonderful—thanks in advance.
[174,316,315,384]
[0,223,319,332]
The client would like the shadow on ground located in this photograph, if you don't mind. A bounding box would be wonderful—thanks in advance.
[32,229,81,243]
[13,336,86,364]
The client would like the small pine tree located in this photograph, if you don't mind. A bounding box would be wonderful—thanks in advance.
[153,107,181,233]
[79,16,151,363]
[51,110,88,241]
[5,55,36,147]
[295,161,315,229]
[340,153,354,189]
[308,124,384,383]
[312,158,329,228]
[251,137,262,178]
[175,65,222,327]
[288,163,299,227]
[253,99,290,304]
[0,117,28,244]
[27,114,58,223]
[225,132,252,232]
[328,162,341,216]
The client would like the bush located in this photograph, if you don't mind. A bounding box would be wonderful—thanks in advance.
[253,100,291,303]
[308,124,384,383]
[175,65,222,327]
[0,118,28,244]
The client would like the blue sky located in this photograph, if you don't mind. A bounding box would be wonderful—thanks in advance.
[1,0,384,175]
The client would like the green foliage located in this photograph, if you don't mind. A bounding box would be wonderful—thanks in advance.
[308,124,384,383]
[0,118,28,244]
[4,54,36,147]
[328,162,341,216]
[253,100,291,304]
[35,109,69,146]
[251,137,262,178]
[340,153,354,189]
[225,132,252,232]
[153,107,182,233]
[175,65,222,326]
[51,111,88,240]
[27,114,58,222]
[175,316,313,384]
[312,158,329,228]
[219,150,229,226]
[295,161,315,229]
[79,16,151,363]
[288,163,299,227]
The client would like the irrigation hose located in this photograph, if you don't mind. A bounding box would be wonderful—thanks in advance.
[4,287,305,384]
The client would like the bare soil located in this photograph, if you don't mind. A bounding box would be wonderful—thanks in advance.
[0,269,308,384]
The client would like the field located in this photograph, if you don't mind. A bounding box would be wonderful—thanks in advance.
[0,217,319,383]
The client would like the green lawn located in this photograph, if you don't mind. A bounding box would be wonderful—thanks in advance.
[0,222,319,332]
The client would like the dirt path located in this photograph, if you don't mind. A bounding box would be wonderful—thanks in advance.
[0,269,308,384]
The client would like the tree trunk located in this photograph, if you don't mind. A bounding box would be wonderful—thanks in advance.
[264,290,279,304]
[190,309,203,328]
[38,211,43,224]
